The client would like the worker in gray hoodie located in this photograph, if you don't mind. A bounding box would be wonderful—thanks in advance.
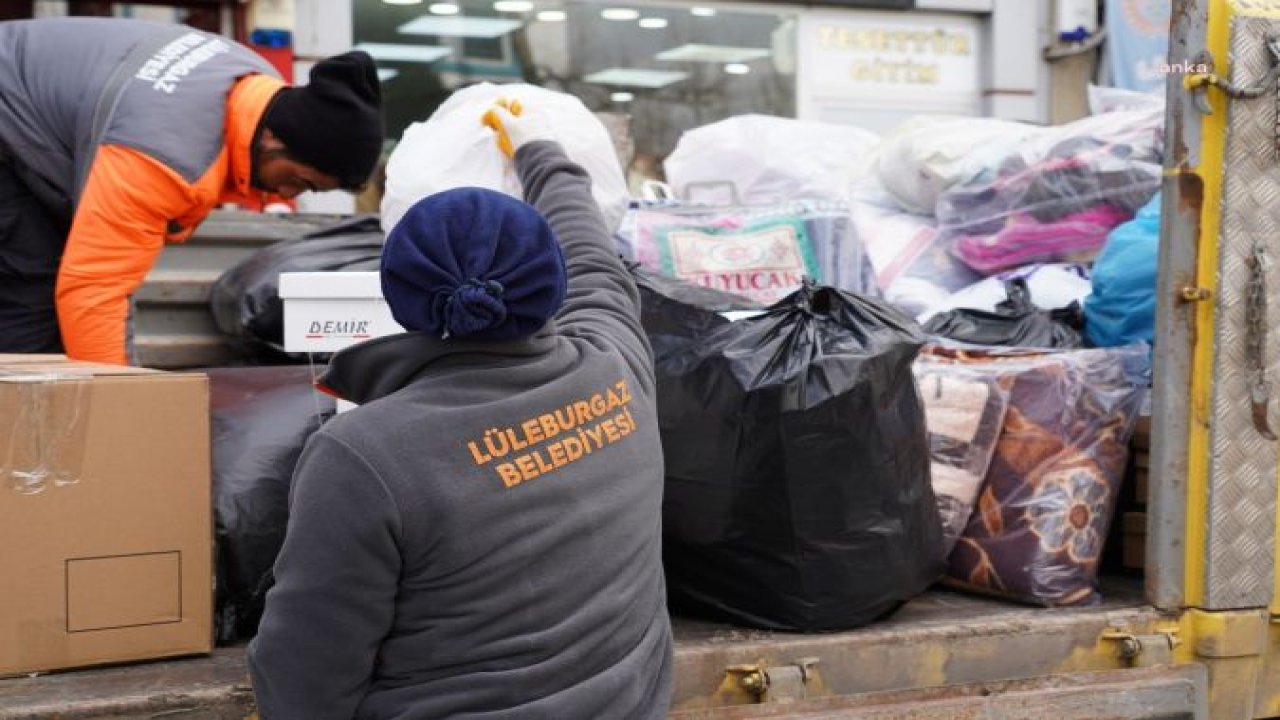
[247,99,674,719]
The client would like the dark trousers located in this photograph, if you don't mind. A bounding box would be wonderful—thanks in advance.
[0,162,66,354]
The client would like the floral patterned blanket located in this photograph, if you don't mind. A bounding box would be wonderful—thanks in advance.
[917,344,1146,605]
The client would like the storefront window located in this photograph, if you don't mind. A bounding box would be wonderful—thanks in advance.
[353,0,797,185]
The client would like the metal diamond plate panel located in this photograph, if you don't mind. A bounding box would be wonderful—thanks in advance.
[1206,18,1280,609]
[1234,0,1280,15]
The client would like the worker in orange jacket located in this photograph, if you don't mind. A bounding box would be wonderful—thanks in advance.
[0,18,384,364]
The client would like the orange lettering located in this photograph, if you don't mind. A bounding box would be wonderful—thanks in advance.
[505,428,528,451]
[606,390,623,411]
[615,380,632,403]
[554,407,577,432]
[590,394,607,416]
[532,449,554,475]
[516,454,539,481]
[467,440,491,465]
[601,419,620,444]
[496,463,522,488]
[563,436,585,461]
[522,418,545,444]
[548,441,568,468]
[538,413,560,440]
[573,401,592,426]
[614,411,632,436]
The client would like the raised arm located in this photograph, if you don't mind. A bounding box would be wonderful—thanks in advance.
[484,102,652,381]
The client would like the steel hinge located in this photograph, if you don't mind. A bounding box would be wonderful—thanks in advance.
[719,657,827,704]
[1101,628,1182,666]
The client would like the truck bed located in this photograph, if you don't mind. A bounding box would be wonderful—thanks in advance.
[0,578,1155,719]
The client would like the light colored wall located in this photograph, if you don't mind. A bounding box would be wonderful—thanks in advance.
[984,0,1051,124]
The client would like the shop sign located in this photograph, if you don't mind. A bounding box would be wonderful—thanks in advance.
[797,10,982,128]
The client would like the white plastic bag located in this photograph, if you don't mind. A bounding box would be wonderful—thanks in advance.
[381,83,630,236]
[875,115,1046,215]
[663,114,879,206]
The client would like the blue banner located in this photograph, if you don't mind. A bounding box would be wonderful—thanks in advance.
[1105,0,1171,93]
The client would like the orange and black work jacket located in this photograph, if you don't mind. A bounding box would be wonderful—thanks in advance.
[0,18,284,364]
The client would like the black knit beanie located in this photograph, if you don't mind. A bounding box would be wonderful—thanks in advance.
[263,51,383,189]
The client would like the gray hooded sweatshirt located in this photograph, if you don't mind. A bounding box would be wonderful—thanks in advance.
[248,141,674,719]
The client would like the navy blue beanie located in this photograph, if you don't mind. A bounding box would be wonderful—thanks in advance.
[381,188,567,341]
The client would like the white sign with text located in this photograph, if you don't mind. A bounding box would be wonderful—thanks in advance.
[797,10,983,132]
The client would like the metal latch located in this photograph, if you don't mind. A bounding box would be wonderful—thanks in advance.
[1101,629,1182,666]
[1180,286,1212,302]
[1184,38,1280,115]
[718,658,826,703]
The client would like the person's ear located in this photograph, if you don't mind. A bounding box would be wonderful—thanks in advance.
[259,127,285,151]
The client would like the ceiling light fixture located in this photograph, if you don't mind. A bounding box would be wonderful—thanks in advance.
[638,17,668,29]
[536,9,567,21]
[398,15,524,38]
[493,0,534,12]
[690,6,716,16]
[611,91,635,102]
[724,63,750,75]
[353,42,453,63]
[377,69,401,81]
[656,43,770,63]
[601,8,640,21]
[428,2,460,13]
[583,67,688,88]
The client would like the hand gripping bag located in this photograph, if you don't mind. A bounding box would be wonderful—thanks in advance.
[381,83,630,235]
[658,281,944,631]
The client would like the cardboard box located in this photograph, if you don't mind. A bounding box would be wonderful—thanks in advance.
[0,353,68,364]
[279,271,404,354]
[0,358,211,676]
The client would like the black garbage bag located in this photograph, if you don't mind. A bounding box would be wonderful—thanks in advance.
[658,280,945,632]
[207,366,334,644]
[210,215,383,362]
[630,262,764,362]
[922,277,1085,348]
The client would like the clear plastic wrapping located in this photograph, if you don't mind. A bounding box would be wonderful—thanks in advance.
[917,343,1148,606]
[1,370,90,495]
[851,198,981,318]
[912,364,1010,555]
[616,200,879,306]
[936,109,1163,275]
[875,114,1047,216]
